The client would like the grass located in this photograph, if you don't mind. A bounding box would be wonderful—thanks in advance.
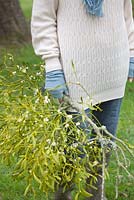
[0,165,46,200]
[0,1,134,200]
[105,83,134,200]
[19,0,33,20]
[0,45,41,65]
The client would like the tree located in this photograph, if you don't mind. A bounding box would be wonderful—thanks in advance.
[0,0,30,47]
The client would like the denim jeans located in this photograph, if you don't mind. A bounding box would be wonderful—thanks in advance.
[67,98,123,137]
[66,97,123,163]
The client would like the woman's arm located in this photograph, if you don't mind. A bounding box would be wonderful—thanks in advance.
[124,0,134,80]
[31,0,62,72]
[124,0,134,57]
[31,0,68,98]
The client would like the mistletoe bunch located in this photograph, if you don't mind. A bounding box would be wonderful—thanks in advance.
[0,54,133,200]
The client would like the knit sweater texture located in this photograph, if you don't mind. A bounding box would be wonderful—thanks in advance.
[31,0,134,108]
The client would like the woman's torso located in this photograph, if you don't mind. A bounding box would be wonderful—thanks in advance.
[57,0,129,107]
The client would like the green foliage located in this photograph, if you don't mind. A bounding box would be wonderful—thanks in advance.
[0,54,104,199]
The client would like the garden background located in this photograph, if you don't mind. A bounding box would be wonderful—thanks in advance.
[0,0,134,200]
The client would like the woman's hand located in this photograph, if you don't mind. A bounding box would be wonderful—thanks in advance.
[128,57,134,82]
[44,69,69,101]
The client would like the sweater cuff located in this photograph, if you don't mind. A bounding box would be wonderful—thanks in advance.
[130,57,134,62]
[44,57,62,72]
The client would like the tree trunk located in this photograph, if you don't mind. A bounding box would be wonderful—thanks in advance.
[0,0,30,47]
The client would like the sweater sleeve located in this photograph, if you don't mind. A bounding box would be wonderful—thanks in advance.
[31,0,62,72]
[124,0,134,57]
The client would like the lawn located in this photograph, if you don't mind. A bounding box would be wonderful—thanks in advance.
[20,0,33,20]
[0,1,134,200]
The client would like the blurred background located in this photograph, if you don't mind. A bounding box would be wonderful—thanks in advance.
[0,0,40,64]
[0,1,134,200]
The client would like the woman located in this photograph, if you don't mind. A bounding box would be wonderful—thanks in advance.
[31,0,134,199]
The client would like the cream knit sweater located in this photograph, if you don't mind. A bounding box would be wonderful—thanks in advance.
[31,0,134,108]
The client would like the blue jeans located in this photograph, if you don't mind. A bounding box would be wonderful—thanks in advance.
[67,98,123,137]
[66,98,122,159]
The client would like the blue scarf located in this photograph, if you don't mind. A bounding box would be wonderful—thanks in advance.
[83,0,104,17]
